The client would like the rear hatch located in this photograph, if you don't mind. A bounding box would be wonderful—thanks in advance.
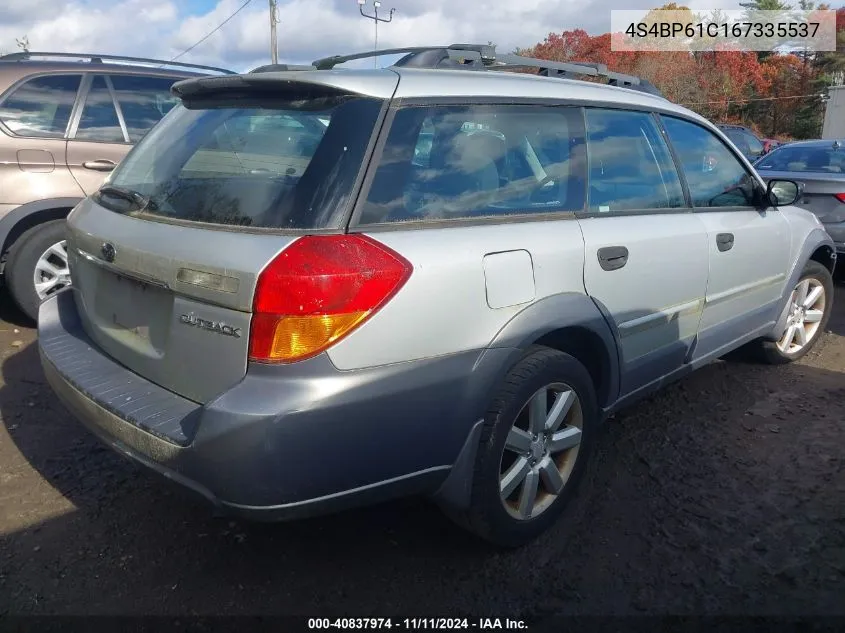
[64,72,395,404]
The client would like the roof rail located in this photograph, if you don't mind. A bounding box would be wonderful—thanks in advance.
[0,52,235,75]
[312,43,664,98]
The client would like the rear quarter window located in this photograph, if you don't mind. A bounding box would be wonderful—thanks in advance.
[355,104,587,225]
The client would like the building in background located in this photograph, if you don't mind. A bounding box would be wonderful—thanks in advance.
[822,85,845,140]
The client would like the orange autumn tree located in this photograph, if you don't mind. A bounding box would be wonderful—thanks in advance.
[693,48,770,122]
[523,25,774,126]
[518,0,845,138]
[526,29,596,63]
[521,30,695,101]
[759,54,804,136]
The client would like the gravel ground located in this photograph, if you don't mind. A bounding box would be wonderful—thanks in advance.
[0,285,844,621]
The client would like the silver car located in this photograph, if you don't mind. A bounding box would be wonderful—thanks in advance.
[754,139,845,257]
[38,44,836,547]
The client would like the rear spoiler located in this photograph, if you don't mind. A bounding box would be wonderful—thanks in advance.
[170,70,398,101]
[170,74,379,101]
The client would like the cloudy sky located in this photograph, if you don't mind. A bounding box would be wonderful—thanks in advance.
[2,0,746,72]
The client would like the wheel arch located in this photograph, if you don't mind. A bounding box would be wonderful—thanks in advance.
[479,292,621,413]
[766,227,835,341]
[434,293,620,514]
[0,198,81,268]
[809,243,836,275]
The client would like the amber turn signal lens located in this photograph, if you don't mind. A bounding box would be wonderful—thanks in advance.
[252,312,370,363]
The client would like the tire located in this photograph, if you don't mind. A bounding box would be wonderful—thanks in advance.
[4,219,70,323]
[755,260,833,365]
[448,346,597,548]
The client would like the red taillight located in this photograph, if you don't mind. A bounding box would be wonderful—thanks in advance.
[834,193,845,203]
[248,234,413,364]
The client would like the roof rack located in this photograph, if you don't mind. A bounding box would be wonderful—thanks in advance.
[249,63,316,73]
[0,52,235,75]
[312,43,664,98]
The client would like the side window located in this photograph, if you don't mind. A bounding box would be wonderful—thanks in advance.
[585,108,685,214]
[662,116,758,208]
[724,129,750,155]
[357,104,587,225]
[109,75,180,142]
[741,130,764,156]
[75,76,125,143]
[412,119,434,168]
[0,74,81,138]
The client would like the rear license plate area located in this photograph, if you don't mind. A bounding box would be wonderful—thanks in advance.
[94,270,173,349]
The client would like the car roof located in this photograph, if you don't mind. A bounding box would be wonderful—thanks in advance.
[174,66,708,124]
[769,139,844,149]
[0,60,208,83]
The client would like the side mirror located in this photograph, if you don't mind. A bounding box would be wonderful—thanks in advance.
[766,179,801,207]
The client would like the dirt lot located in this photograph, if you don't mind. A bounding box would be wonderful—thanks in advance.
[0,286,844,621]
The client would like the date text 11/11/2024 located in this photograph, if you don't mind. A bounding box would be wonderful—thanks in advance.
[307,618,529,630]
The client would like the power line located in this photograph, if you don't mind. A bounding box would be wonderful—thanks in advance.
[168,0,253,63]
[681,92,827,106]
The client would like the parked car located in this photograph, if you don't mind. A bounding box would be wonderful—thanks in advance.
[0,52,233,321]
[38,44,835,547]
[762,138,783,154]
[754,139,845,257]
[716,123,767,162]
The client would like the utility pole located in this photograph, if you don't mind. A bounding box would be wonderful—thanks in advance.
[357,0,395,68]
[269,0,278,65]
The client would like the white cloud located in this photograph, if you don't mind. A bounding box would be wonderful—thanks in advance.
[1,0,744,71]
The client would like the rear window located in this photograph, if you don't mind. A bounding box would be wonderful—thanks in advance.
[98,93,384,230]
[356,104,587,225]
[755,145,845,174]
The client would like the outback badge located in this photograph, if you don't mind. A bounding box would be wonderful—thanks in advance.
[179,313,242,338]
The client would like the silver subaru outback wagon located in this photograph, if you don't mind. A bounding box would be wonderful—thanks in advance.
[38,44,835,547]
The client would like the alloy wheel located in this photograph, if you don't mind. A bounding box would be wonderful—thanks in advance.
[778,277,826,355]
[33,240,71,301]
[499,382,583,521]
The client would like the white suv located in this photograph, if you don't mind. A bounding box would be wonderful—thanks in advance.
[38,44,835,547]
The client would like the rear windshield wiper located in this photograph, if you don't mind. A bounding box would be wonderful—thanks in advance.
[97,185,156,211]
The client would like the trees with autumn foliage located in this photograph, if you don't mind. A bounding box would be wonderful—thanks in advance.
[520,4,845,140]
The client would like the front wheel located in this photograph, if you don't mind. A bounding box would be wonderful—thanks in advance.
[756,260,833,364]
[449,346,597,548]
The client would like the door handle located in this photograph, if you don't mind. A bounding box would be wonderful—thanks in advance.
[716,232,735,252]
[597,246,629,271]
[82,159,116,172]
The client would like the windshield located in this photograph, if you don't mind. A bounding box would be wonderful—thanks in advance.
[97,92,384,230]
[755,145,845,174]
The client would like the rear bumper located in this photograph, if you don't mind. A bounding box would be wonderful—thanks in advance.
[38,290,507,520]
